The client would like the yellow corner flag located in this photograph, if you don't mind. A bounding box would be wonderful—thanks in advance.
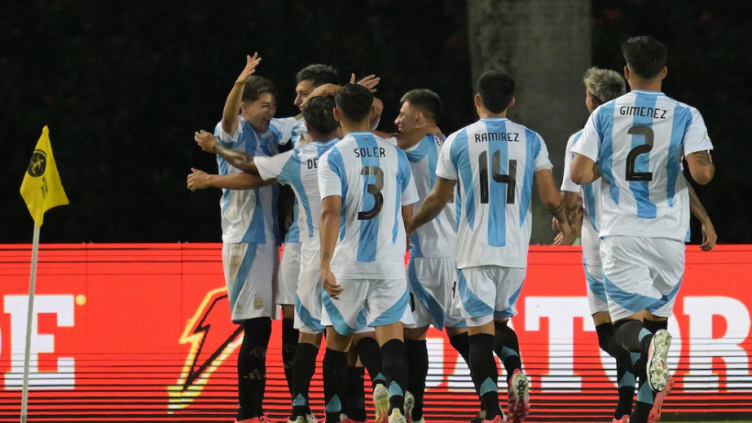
[20,126,69,227]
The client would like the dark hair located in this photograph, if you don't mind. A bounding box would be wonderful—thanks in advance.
[621,36,667,80]
[302,96,339,135]
[400,89,443,123]
[583,68,627,105]
[334,84,373,122]
[241,76,277,103]
[296,64,339,87]
[476,70,515,114]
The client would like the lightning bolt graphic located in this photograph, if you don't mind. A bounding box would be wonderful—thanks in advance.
[168,287,244,412]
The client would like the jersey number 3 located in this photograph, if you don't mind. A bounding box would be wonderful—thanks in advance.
[358,166,384,220]
[479,151,516,204]
[626,125,654,181]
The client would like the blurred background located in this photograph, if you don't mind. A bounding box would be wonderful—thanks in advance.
[2,0,750,245]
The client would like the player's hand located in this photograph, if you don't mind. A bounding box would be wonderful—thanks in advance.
[556,221,578,246]
[195,130,218,153]
[187,168,211,191]
[322,268,343,299]
[700,220,717,251]
[551,216,560,232]
[351,73,380,92]
[301,83,340,107]
[235,53,262,85]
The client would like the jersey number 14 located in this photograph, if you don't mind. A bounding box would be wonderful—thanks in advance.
[479,151,516,204]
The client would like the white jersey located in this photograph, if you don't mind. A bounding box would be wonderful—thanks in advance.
[255,138,339,273]
[274,116,309,244]
[404,134,457,258]
[318,132,419,279]
[436,117,553,269]
[215,116,295,244]
[561,130,602,264]
[571,90,714,241]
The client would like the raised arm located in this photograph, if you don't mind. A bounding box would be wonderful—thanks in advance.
[686,180,717,250]
[221,53,262,136]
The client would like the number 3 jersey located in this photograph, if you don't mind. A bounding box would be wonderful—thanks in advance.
[436,117,552,269]
[571,90,714,241]
[318,132,419,280]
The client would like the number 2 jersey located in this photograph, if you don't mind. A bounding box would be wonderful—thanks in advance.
[318,132,419,280]
[571,90,714,241]
[436,117,553,269]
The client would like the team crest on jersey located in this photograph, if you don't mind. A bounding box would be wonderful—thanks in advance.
[254,295,264,310]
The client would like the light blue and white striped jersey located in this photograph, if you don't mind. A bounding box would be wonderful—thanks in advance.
[275,116,310,244]
[562,129,602,265]
[318,132,419,279]
[571,90,714,241]
[256,138,339,273]
[436,117,553,269]
[215,116,295,244]
[404,134,457,258]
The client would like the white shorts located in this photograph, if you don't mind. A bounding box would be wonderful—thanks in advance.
[457,266,526,327]
[320,298,415,335]
[320,278,411,336]
[406,257,466,330]
[277,242,301,306]
[222,242,279,323]
[295,270,325,334]
[581,229,608,315]
[601,236,685,321]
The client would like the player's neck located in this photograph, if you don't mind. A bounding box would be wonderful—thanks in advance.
[340,119,371,135]
[310,131,339,143]
[479,111,507,119]
[628,79,663,93]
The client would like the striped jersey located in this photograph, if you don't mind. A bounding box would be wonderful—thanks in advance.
[274,116,309,244]
[404,134,457,258]
[255,138,339,273]
[215,116,296,244]
[571,90,714,241]
[318,132,419,279]
[436,117,553,269]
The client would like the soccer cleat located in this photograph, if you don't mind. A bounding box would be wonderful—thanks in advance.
[286,416,306,423]
[305,414,318,423]
[648,374,675,423]
[470,410,486,423]
[404,391,415,423]
[507,370,530,423]
[373,384,390,423]
[387,409,407,423]
[612,416,630,423]
[646,330,672,392]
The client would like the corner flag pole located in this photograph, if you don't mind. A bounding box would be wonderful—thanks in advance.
[20,224,40,423]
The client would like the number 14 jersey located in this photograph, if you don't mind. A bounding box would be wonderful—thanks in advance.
[318,132,419,279]
[436,117,552,269]
[571,90,714,241]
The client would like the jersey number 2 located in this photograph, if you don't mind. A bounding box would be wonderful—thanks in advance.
[479,151,516,204]
[626,125,654,181]
[358,166,384,220]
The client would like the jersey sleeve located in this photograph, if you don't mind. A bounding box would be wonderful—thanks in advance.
[270,117,296,147]
[318,149,345,200]
[435,132,459,181]
[533,132,553,171]
[683,107,714,156]
[215,117,245,144]
[402,173,419,205]
[397,148,419,205]
[560,134,580,192]
[570,111,601,162]
[255,151,293,183]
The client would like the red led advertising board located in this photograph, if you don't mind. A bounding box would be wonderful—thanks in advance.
[0,244,750,422]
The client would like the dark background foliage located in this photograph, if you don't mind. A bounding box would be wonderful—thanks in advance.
[1,0,749,244]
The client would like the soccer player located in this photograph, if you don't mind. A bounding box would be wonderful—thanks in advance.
[317,84,419,423]
[275,64,340,395]
[570,36,715,423]
[406,70,574,423]
[194,96,341,423]
[186,54,296,423]
[559,67,717,423]
[391,89,473,423]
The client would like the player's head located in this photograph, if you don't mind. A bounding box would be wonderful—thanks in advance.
[394,89,443,132]
[334,84,373,127]
[240,76,278,132]
[302,96,339,141]
[295,64,340,109]
[621,36,668,84]
[583,68,627,113]
[474,70,516,116]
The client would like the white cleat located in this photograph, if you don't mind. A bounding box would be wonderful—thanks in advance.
[387,409,407,423]
[646,329,672,392]
[305,414,319,423]
[373,384,390,423]
[404,391,415,423]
